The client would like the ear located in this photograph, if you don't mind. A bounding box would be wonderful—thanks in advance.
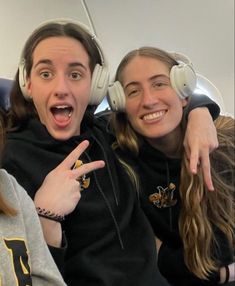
[181,98,188,107]
[25,78,32,98]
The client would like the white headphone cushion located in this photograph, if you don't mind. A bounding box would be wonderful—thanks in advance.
[107,81,126,111]
[170,64,197,99]
[90,64,109,105]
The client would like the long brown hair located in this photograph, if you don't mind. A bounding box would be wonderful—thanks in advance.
[0,109,17,216]
[179,115,234,279]
[111,46,235,280]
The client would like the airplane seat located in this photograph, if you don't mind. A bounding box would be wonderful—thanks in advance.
[0,78,13,111]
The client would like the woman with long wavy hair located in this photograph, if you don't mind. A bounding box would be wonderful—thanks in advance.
[109,47,235,285]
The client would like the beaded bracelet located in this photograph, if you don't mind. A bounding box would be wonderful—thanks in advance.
[36,207,65,222]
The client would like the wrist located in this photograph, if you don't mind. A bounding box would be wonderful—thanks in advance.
[39,216,63,247]
[219,265,230,284]
[188,107,208,119]
[36,206,65,222]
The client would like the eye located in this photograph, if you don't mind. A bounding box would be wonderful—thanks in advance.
[126,88,141,98]
[128,90,137,97]
[152,79,169,89]
[69,71,82,80]
[40,71,52,79]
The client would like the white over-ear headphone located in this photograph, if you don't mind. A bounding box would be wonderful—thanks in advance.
[169,52,197,99]
[18,18,109,106]
[18,58,28,99]
[107,51,197,112]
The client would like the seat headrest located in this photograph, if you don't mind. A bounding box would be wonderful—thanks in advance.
[0,78,13,110]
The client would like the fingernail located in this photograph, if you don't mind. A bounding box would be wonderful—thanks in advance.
[208,185,214,191]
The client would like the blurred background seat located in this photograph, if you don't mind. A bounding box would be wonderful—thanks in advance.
[0,78,13,110]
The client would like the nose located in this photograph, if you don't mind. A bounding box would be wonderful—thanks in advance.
[53,75,69,98]
[141,88,159,107]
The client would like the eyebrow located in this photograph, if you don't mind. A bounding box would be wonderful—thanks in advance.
[124,74,169,90]
[34,59,87,70]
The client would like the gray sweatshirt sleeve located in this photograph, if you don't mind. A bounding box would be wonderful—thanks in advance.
[0,169,67,286]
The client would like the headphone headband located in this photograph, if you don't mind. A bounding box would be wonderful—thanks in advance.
[169,51,193,66]
[19,18,109,106]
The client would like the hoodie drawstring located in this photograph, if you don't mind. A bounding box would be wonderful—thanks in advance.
[84,136,124,250]
[166,159,173,231]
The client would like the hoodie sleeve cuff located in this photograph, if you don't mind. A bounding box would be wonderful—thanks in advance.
[184,94,220,121]
[48,231,67,274]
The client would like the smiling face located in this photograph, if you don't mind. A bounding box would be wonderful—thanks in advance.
[122,55,187,149]
[26,36,92,140]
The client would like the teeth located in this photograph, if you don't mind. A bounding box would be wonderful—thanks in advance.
[143,110,165,121]
[56,105,69,109]
[51,105,73,118]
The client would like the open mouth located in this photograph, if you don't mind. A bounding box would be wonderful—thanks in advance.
[51,105,73,123]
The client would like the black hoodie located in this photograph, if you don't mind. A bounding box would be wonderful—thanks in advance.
[2,114,169,286]
[117,142,233,286]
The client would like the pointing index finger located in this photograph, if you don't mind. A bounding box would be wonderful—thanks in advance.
[56,140,90,171]
[71,160,105,181]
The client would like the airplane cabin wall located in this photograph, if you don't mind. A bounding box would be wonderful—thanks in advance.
[0,0,234,115]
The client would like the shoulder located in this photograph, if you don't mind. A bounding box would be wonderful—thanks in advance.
[0,169,15,189]
[0,169,19,206]
[6,118,48,143]
[93,111,116,144]
[0,169,29,206]
[215,115,234,154]
[215,115,234,136]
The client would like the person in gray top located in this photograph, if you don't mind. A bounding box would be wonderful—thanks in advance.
[0,168,67,286]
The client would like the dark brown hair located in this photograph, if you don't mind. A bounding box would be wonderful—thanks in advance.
[0,109,17,215]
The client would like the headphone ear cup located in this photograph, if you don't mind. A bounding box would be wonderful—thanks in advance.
[107,81,126,111]
[89,63,109,106]
[19,61,31,100]
[170,63,197,99]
